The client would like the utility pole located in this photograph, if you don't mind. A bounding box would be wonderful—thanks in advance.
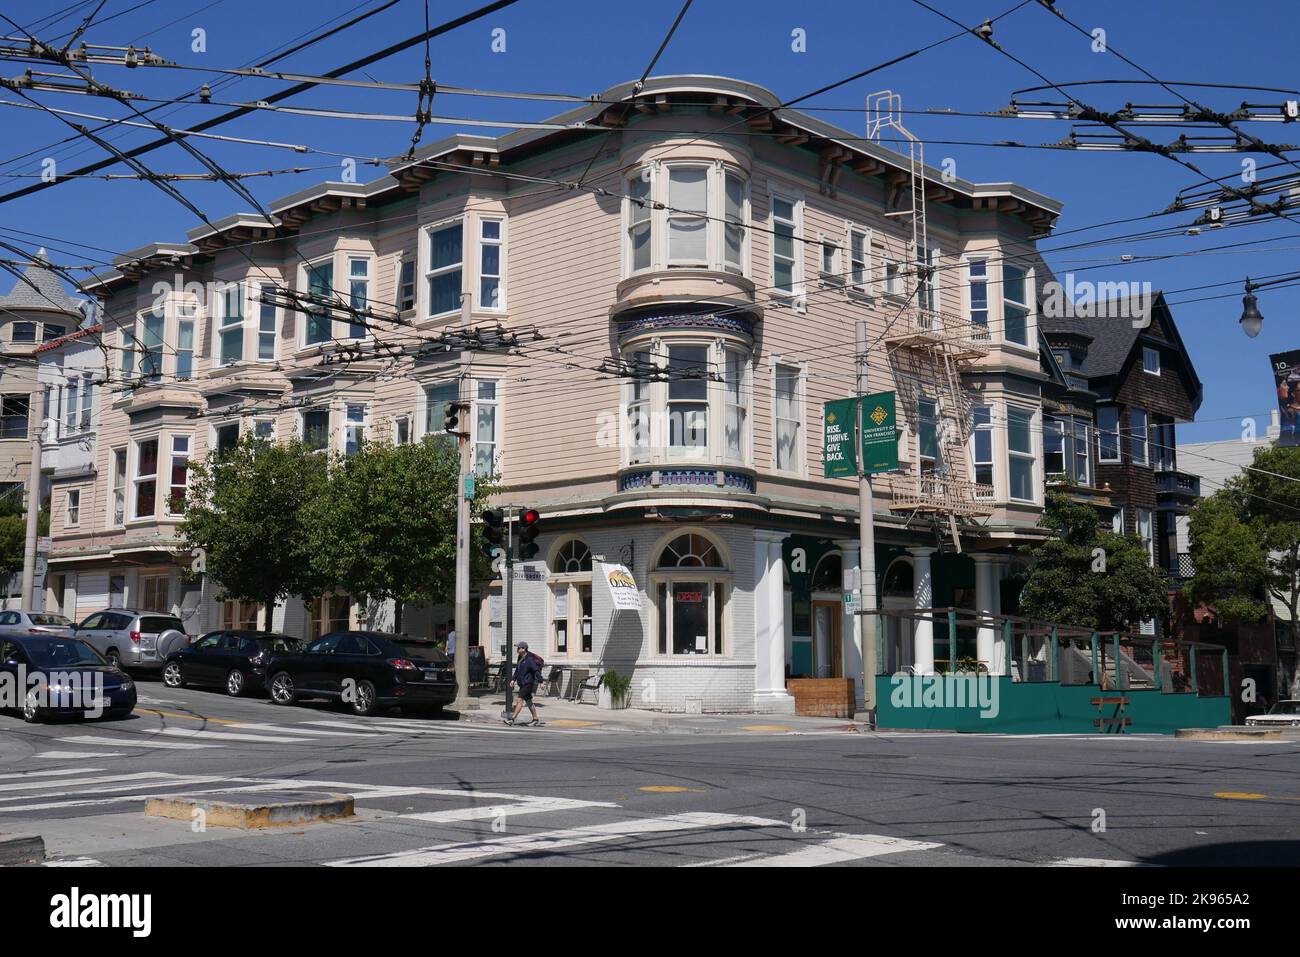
[451,391,476,714]
[19,398,41,608]
[503,507,514,717]
[855,318,878,727]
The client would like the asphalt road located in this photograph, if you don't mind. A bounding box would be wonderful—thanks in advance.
[2,676,1297,867]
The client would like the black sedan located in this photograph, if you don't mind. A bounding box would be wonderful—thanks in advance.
[266,631,456,716]
[162,630,301,697]
[0,636,136,722]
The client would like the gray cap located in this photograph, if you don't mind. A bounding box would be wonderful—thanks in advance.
[516,642,528,650]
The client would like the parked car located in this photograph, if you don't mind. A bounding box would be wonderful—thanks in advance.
[1245,700,1300,728]
[0,610,75,639]
[72,609,190,672]
[162,630,301,696]
[266,631,456,716]
[0,635,136,722]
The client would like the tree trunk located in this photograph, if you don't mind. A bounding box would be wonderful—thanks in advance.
[394,600,404,634]
[264,595,275,633]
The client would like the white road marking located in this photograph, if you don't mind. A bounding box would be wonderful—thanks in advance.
[57,735,216,750]
[0,774,227,811]
[1048,856,1148,867]
[724,833,943,866]
[44,858,105,867]
[400,796,620,824]
[227,722,383,738]
[682,853,767,867]
[0,767,106,780]
[326,812,785,867]
[35,751,123,760]
[155,727,312,744]
[0,771,179,794]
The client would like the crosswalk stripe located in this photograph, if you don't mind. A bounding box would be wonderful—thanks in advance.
[227,722,383,738]
[400,797,620,825]
[326,812,785,867]
[1048,856,1146,867]
[155,727,312,744]
[724,833,943,866]
[36,751,124,760]
[0,767,105,781]
[57,735,216,750]
[0,774,225,811]
[44,858,105,867]
[0,771,177,794]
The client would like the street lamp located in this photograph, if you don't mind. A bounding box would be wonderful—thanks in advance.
[1240,282,1263,339]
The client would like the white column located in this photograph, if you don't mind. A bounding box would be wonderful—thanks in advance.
[989,558,1006,675]
[908,547,936,675]
[973,555,997,675]
[754,530,796,714]
[836,541,864,708]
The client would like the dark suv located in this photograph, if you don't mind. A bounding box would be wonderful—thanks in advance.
[162,630,302,697]
[265,631,456,716]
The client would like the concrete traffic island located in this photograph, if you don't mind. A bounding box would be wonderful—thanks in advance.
[1174,727,1286,740]
[145,791,355,829]
[0,832,45,865]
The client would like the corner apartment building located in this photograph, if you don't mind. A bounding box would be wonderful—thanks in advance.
[57,75,1069,712]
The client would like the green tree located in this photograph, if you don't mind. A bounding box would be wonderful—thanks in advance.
[179,435,329,630]
[1019,492,1168,630]
[0,492,49,590]
[305,437,495,632]
[1185,491,1269,625]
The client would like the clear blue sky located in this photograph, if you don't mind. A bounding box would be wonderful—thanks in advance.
[3,0,1296,443]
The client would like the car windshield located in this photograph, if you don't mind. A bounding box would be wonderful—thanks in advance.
[28,614,72,627]
[396,641,448,663]
[24,639,106,668]
[1268,701,1300,715]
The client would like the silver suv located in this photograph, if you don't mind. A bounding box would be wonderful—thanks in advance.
[73,609,190,671]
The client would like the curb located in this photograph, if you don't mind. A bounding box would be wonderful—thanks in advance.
[1174,727,1283,740]
[145,791,355,829]
[0,833,45,865]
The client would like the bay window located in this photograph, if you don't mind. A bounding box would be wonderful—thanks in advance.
[968,259,989,337]
[971,405,993,495]
[304,260,333,346]
[775,364,802,472]
[257,284,277,360]
[1003,264,1030,346]
[347,257,369,338]
[133,438,158,519]
[1097,406,1120,463]
[1130,408,1149,466]
[473,380,500,475]
[139,309,164,380]
[723,171,745,272]
[218,284,244,364]
[627,350,652,462]
[668,166,709,266]
[479,219,503,309]
[167,435,189,515]
[653,533,729,657]
[425,220,463,318]
[177,313,195,378]
[111,449,126,526]
[723,350,748,461]
[625,163,749,276]
[1007,406,1036,502]
[627,174,652,272]
[667,345,708,455]
[302,408,329,453]
[345,404,366,456]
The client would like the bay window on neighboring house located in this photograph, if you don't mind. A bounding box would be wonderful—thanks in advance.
[1130,408,1149,465]
[970,405,994,498]
[1097,406,1121,463]
[479,219,504,310]
[1002,264,1030,347]
[625,163,749,277]
[303,260,334,346]
[138,309,164,380]
[347,257,370,338]
[166,435,189,516]
[473,380,500,476]
[1151,414,1176,470]
[301,407,329,453]
[132,438,158,520]
[424,380,459,444]
[344,404,367,456]
[217,284,244,365]
[967,258,989,339]
[550,539,593,656]
[652,533,730,657]
[424,220,464,319]
[774,364,802,473]
[110,448,126,526]
[257,285,277,360]
[1006,405,1036,503]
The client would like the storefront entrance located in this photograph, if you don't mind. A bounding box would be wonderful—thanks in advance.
[812,599,842,678]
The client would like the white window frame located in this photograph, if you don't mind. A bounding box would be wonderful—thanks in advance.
[1130,407,1149,466]
[477,218,505,312]
[649,534,733,659]
[253,419,275,442]
[109,447,127,528]
[624,163,750,278]
[65,489,80,528]
[176,306,196,378]
[1142,346,1161,375]
[819,233,841,279]
[665,342,711,461]
[1005,403,1037,504]
[626,349,654,465]
[1001,262,1033,348]
[344,403,367,456]
[396,253,417,313]
[345,256,371,339]
[256,284,278,361]
[421,379,461,441]
[970,404,994,498]
[166,434,190,517]
[773,362,804,474]
[212,421,241,458]
[130,436,160,522]
[471,379,501,476]
[916,395,941,475]
[966,256,990,338]
[135,308,165,380]
[393,414,411,445]
[216,282,246,367]
[300,257,335,349]
[422,217,465,320]
[1097,406,1121,464]
[847,225,870,294]
[300,406,330,454]
[769,187,804,305]
[917,244,940,314]
[723,348,749,464]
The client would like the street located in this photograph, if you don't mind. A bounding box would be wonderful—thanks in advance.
[2,679,1297,867]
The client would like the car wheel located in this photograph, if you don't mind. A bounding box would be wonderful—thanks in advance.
[22,691,43,724]
[225,669,246,697]
[105,648,121,668]
[350,680,378,716]
[269,672,296,706]
[162,661,185,688]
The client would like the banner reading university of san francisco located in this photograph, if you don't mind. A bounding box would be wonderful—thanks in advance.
[1270,350,1300,446]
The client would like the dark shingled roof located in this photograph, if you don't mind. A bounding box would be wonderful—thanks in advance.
[0,248,82,315]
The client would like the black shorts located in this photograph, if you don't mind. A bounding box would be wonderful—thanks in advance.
[517,684,534,702]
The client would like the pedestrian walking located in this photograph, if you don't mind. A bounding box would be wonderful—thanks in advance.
[445,619,457,660]
[505,641,542,726]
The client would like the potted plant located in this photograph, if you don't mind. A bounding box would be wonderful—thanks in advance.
[598,669,632,710]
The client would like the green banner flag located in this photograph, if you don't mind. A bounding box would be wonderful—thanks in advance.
[860,391,899,475]
[823,398,858,478]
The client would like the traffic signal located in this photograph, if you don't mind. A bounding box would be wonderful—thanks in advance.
[443,401,468,437]
[518,507,541,560]
[480,507,505,558]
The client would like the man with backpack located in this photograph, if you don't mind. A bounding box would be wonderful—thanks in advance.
[505,641,543,726]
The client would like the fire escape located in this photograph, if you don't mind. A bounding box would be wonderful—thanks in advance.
[866,92,993,541]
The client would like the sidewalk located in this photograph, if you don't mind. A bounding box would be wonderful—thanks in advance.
[456,688,868,735]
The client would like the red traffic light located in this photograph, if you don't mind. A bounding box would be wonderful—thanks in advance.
[521,508,540,526]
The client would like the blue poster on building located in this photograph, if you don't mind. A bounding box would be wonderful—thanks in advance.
[1271,350,1300,446]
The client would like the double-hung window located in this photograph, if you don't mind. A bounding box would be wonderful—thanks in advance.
[167,436,189,515]
[968,259,989,337]
[1006,406,1035,502]
[65,489,80,527]
[1044,417,1066,478]
[0,394,28,439]
[1097,406,1120,463]
[425,221,463,318]
[723,171,745,272]
[667,345,708,455]
[347,258,369,338]
[1003,264,1030,346]
[971,405,993,497]
[479,220,504,310]
[345,404,366,456]
[1073,418,1091,485]
[627,173,653,272]
[627,351,652,462]
[723,350,748,462]
[139,309,164,380]
[1130,408,1149,465]
[111,449,126,526]
[304,260,333,346]
[257,284,277,360]
[177,303,196,378]
[120,325,136,376]
[820,237,840,277]
[302,408,329,453]
[133,438,158,519]
[43,324,65,343]
[771,195,800,298]
[917,246,939,313]
[848,227,869,291]
[1136,507,1155,566]
[774,364,802,472]
[218,284,244,365]
[254,419,274,441]
[398,256,416,312]
[424,381,459,444]
[473,380,500,475]
[667,167,709,266]
[883,258,902,296]
[63,379,79,435]
[1151,415,1175,470]
[918,397,941,473]
[11,322,35,344]
[214,423,240,457]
